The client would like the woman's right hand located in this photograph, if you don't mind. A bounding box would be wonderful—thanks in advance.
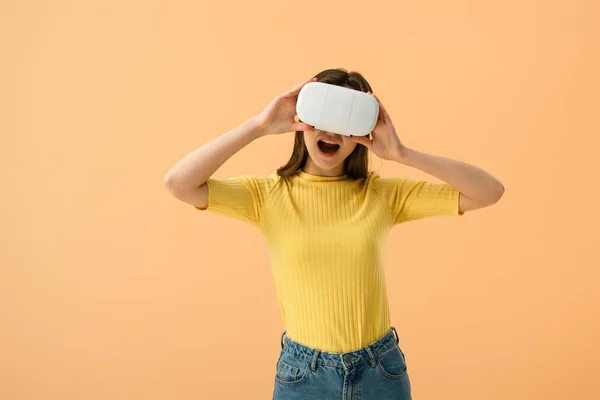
[256,77,318,136]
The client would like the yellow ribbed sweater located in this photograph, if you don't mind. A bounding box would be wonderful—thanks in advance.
[195,169,462,352]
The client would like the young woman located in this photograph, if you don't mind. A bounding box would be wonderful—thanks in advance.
[164,68,504,399]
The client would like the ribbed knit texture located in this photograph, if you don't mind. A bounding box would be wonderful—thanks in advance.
[195,169,462,352]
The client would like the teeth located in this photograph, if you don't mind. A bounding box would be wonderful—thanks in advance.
[320,139,339,145]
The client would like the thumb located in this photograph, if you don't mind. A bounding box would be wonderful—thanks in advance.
[291,122,314,132]
[350,135,371,148]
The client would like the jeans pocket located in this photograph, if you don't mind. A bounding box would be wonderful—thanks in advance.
[375,344,408,380]
[275,350,310,386]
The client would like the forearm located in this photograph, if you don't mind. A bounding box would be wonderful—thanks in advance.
[164,116,266,194]
[393,147,505,204]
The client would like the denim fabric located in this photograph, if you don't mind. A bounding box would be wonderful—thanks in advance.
[273,326,412,400]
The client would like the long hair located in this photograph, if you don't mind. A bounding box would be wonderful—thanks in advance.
[276,68,375,181]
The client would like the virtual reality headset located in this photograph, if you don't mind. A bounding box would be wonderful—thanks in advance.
[296,82,379,137]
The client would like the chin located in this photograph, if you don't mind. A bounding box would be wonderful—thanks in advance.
[310,153,345,170]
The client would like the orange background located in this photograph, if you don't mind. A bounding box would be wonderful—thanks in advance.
[2,1,599,399]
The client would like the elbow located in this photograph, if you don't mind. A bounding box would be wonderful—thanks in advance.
[163,173,181,195]
[476,182,505,207]
[495,182,505,201]
[487,182,505,205]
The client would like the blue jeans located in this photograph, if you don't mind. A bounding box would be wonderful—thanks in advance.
[273,326,412,400]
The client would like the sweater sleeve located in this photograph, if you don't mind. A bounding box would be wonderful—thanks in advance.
[373,176,463,224]
[194,173,277,227]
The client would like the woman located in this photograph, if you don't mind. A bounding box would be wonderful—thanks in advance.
[164,68,504,399]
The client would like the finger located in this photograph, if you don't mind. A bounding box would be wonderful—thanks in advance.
[369,92,381,109]
[350,135,372,149]
[373,93,388,115]
[368,92,385,124]
[290,122,314,132]
[285,77,317,97]
[371,93,390,123]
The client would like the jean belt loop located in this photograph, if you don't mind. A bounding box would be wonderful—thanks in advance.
[281,330,287,350]
[391,326,399,344]
[364,345,377,367]
[310,348,320,371]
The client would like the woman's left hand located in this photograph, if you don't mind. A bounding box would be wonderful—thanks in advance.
[350,92,406,161]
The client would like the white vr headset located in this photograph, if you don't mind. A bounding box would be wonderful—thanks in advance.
[296,82,379,137]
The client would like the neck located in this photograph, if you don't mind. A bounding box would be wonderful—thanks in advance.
[302,159,345,177]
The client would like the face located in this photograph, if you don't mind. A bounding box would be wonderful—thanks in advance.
[303,129,357,176]
[300,84,359,176]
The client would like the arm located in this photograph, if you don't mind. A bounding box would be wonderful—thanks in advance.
[163,116,266,207]
[164,77,316,209]
[392,147,505,213]
[349,92,504,214]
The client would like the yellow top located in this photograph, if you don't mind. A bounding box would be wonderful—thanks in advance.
[195,169,463,352]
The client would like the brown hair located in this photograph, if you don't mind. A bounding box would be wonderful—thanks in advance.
[276,68,375,181]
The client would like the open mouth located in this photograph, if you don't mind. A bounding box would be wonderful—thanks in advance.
[317,140,340,155]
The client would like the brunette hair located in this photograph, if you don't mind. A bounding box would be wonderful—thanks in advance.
[276,68,375,181]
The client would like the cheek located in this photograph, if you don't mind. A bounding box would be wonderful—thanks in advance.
[303,131,317,144]
[343,141,358,155]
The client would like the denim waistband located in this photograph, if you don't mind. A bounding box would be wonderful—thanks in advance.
[279,327,400,370]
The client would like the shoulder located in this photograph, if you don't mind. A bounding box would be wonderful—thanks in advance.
[234,172,281,186]
[238,172,282,193]
[366,172,401,192]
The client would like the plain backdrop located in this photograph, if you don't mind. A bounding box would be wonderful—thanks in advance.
[1,1,599,399]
